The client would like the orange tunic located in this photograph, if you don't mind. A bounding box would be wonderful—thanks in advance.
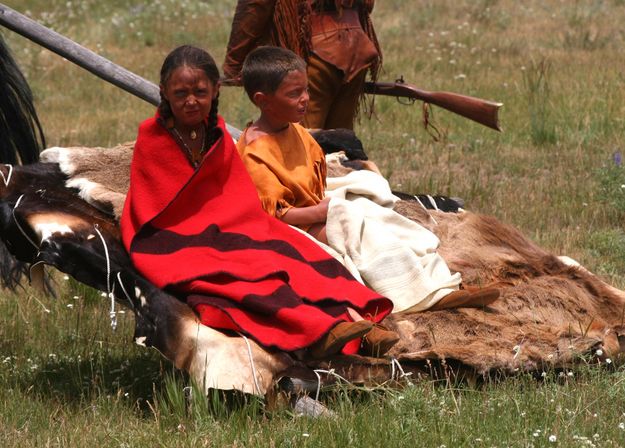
[236,123,326,222]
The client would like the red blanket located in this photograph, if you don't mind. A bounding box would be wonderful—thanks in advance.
[120,115,392,352]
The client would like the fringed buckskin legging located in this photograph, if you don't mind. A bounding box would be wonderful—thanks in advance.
[303,53,367,130]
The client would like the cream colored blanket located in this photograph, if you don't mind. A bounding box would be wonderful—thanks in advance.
[324,169,462,312]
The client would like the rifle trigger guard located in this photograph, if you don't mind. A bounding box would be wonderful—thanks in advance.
[396,96,416,106]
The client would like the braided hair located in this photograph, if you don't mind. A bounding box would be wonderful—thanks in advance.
[159,45,221,149]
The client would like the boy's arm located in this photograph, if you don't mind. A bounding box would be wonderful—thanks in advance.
[279,197,330,227]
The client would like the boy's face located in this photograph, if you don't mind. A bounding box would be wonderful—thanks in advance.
[259,69,309,125]
[161,66,219,130]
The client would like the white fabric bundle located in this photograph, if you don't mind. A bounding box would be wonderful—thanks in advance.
[323,169,461,313]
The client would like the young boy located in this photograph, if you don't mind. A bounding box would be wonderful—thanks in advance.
[237,46,500,314]
[237,46,330,243]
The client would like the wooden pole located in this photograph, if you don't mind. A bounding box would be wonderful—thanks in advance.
[0,3,160,105]
[0,3,242,138]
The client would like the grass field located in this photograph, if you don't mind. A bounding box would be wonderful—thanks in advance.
[3,0,625,446]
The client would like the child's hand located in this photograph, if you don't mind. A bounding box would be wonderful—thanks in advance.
[280,198,331,226]
[315,197,331,222]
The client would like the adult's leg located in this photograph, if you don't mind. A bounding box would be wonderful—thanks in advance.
[303,54,342,129]
[323,69,367,130]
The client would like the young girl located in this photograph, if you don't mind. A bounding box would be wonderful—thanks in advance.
[120,45,394,359]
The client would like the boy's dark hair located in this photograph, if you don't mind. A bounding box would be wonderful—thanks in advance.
[241,46,306,101]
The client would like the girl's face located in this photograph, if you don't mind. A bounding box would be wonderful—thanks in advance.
[261,69,309,125]
[161,66,219,130]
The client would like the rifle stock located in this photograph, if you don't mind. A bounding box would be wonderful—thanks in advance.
[364,81,502,131]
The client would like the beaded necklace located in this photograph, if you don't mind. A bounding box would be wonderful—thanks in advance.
[172,126,205,168]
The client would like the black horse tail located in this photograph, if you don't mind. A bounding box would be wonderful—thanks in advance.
[0,33,45,164]
[0,240,27,291]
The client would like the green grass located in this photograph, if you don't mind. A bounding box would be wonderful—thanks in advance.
[3,0,625,445]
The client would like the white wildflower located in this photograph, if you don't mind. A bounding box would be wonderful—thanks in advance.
[596,349,603,356]
[549,434,557,442]
[606,358,612,364]
[619,422,625,430]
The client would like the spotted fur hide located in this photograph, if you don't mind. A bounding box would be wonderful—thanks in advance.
[1,144,624,392]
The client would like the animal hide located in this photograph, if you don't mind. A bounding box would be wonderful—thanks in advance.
[2,143,624,394]
[41,144,132,219]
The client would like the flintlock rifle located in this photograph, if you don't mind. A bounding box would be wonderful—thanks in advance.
[364,76,502,132]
